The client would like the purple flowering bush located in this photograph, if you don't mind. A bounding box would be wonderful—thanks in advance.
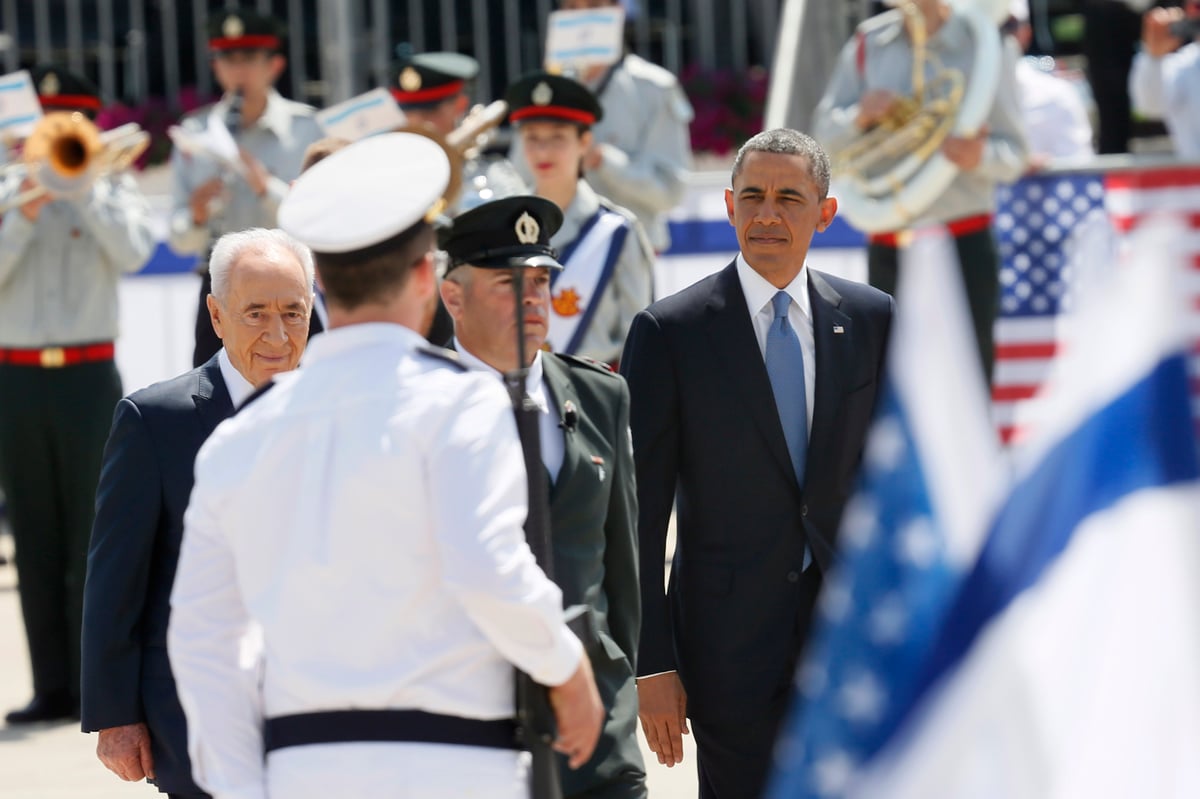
[95,87,212,169]
[680,64,769,155]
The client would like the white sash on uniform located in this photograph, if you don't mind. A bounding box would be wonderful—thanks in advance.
[548,208,629,354]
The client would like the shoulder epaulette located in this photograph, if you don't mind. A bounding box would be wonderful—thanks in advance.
[557,352,616,376]
[417,343,467,372]
[856,8,903,36]
[595,196,638,224]
[622,53,679,89]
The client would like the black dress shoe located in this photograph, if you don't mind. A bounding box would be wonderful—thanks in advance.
[5,693,77,724]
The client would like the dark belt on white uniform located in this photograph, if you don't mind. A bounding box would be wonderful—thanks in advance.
[262,709,522,753]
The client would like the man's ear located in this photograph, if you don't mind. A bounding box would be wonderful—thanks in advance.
[268,54,286,82]
[440,274,466,321]
[725,188,736,226]
[206,294,224,340]
[452,93,470,119]
[816,196,838,232]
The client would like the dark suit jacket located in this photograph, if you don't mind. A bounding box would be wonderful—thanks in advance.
[81,355,232,796]
[542,353,645,796]
[620,261,893,724]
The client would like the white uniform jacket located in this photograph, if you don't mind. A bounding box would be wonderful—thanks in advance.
[168,323,583,799]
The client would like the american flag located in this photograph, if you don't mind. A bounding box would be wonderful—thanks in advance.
[994,166,1200,442]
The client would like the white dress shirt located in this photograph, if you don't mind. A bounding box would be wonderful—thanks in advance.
[736,254,816,436]
[453,343,565,482]
[216,348,255,407]
[1015,58,1095,161]
[169,323,581,799]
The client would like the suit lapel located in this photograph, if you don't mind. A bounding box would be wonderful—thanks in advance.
[193,356,235,435]
[807,270,851,479]
[705,262,797,482]
[541,355,579,498]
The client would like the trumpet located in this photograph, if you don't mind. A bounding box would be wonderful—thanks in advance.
[0,111,150,213]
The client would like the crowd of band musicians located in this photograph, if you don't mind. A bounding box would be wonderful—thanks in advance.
[0,0,1197,797]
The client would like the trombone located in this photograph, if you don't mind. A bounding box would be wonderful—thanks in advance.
[0,111,150,213]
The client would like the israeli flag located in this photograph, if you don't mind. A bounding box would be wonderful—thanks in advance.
[767,229,1005,798]
[854,218,1200,797]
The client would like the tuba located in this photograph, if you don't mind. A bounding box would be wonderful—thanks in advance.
[0,111,149,213]
[397,99,512,220]
[829,0,1003,233]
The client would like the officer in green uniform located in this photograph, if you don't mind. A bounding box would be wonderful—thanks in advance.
[0,66,154,724]
[439,196,646,799]
[170,10,324,367]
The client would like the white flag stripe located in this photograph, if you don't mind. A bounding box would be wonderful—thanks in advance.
[993,358,1054,385]
[896,230,1003,561]
[1106,185,1200,218]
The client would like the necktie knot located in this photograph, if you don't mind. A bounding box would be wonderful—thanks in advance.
[772,290,791,321]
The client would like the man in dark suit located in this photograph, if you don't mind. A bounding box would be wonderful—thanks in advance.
[439,196,646,798]
[621,128,893,799]
[80,228,314,797]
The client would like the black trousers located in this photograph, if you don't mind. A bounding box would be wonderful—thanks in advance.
[867,226,999,384]
[0,360,121,701]
[1082,0,1141,155]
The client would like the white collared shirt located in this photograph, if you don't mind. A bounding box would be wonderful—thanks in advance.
[454,343,565,483]
[736,254,816,435]
[217,347,256,407]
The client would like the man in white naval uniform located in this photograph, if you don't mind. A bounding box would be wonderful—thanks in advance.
[167,132,604,799]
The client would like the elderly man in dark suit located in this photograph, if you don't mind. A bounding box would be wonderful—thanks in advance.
[80,227,314,797]
[439,195,645,798]
[621,128,893,799]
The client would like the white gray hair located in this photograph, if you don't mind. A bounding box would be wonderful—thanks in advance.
[208,228,316,302]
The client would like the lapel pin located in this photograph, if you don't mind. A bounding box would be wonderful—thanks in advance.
[560,400,578,432]
[833,324,844,334]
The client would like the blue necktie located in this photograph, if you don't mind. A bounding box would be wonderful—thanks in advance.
[765,291,808,487]
[766,291,811,570]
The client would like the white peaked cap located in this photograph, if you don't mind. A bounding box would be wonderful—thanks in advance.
[278,131,451,254]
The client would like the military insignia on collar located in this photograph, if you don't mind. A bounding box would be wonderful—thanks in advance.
[531,81,553,106]
[223,14,244,38]
[514,211,540,244]
[39,72,60,97]
[399,67,422,92]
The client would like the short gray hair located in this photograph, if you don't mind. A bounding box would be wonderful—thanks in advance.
[731,128,831,199]
[209,228,315,302]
